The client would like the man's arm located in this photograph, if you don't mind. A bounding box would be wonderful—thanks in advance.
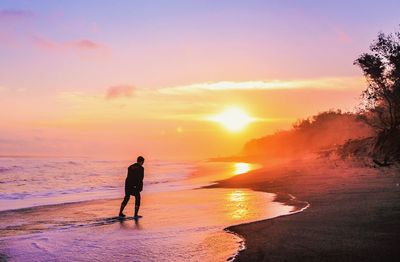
[139,167,144,192]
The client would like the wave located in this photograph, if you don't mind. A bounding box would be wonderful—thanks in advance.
[0,157,197,212]
[0,165,22,173]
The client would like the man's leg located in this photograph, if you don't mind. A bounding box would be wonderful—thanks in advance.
[119,195,130,216]
[134,192,141,217]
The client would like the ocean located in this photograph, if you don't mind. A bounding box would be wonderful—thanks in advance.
[0,157,294,261]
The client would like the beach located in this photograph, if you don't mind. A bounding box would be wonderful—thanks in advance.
[208,156,400,261]
[2,156,399,261]
[0,157,296,261]
[3,1,400,261]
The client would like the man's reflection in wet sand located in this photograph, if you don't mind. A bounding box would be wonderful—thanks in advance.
[119,218,142,230]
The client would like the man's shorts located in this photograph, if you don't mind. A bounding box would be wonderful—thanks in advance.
[125,186,141,206]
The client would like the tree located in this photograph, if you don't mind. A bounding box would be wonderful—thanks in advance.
[354,28,400,132]
[354,27,400,162]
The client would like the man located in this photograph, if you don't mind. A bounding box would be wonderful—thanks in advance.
[119,156,145,218]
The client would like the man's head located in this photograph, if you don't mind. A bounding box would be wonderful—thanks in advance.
[137,156,145,165]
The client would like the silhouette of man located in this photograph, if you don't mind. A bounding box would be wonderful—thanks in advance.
[119,156,145,218]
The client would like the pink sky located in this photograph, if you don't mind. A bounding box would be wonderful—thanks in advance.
[1,1,399,160]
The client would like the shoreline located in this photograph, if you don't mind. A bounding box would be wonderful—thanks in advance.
[3,157,399,261]
[224,193,311,262]
[0,186,292,261]
[207,157,400,261]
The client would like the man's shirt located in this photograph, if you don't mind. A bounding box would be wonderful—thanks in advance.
[125,163,144,191]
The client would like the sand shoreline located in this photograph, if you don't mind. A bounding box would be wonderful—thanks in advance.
[223,193,311,262]
[208,157,400,261]
[2,157,399,261]
[0,186,295,261]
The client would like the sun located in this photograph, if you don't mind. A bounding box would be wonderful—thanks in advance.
[209,107,255,132]
[234,162,251,175]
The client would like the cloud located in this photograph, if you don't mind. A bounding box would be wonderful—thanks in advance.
[334,28,352,44]
[67,39,102,50]
[159,77,364,94]
[0,9,33,20]
[31,35,110,57]
[106,85,135,99]
[31,36,56,50]
[32,36,104,51]
[0,9,34,48]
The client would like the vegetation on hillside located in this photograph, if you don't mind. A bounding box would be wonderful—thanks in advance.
[351,28,400,164]
[241,27,400,165]
[243,110,372,158]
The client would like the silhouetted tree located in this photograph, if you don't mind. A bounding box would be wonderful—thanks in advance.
[354,28,400,131]
[355,27,400,162]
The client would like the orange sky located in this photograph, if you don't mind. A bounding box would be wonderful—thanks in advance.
[1,1,399,160]
[1,77,365,160]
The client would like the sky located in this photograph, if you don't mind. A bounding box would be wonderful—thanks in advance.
[0,0,399,160]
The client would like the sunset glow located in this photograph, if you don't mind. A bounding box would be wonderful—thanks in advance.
[209,108,255,132]
[0,1,397,160]
[227,190,249,219]
[234,163,251,175]
[2,1,400,261]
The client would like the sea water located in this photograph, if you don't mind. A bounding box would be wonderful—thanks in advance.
[0,157,294,261]
[0,157,198,211]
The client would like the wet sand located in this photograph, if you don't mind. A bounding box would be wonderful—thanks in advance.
[0,188,293,261]
[208,157,400,261]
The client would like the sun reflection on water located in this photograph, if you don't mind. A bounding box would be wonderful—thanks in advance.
[227,190,249,219]
[233,162,251,175]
